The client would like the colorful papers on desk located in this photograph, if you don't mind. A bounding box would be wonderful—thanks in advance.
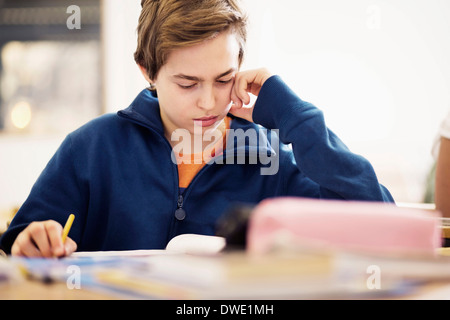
[9,247,450,300]
[71,250,168,258]
[0,256,22,285]
[9,254,160,299]
[10,250,336,299]
[95,251,337,299]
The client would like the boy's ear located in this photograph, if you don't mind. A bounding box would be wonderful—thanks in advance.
[137,64,154,84]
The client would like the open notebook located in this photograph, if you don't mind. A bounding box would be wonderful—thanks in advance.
[71,233,226,258]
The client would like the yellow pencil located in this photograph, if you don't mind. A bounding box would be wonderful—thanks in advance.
[61,214,75,243]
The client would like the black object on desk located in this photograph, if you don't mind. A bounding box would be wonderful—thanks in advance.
[215,204,255,250]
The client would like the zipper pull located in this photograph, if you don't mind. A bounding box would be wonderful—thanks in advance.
[175,194,186,221]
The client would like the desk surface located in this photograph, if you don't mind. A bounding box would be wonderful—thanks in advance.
[2,250,450,300]
[2,277,450,300]
[0,280,117,300]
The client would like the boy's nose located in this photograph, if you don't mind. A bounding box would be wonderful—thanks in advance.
[197,87,216,111]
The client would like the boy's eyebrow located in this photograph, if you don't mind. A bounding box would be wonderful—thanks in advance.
[215,68,236,79]
[173,68,236,81]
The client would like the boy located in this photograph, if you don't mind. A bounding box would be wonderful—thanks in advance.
[0,0,393,257]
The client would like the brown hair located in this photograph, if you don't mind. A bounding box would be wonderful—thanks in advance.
[134,0,248,82]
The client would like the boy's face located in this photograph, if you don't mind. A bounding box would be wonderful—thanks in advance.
[149,30,240,138]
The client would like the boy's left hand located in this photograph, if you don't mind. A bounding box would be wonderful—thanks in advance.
[229,68,272,122]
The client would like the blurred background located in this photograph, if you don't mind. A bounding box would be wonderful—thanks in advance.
[0,0,449,218]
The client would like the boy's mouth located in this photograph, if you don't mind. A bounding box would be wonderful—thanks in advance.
[193,116,219,127]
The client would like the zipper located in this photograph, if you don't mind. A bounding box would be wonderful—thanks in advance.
[173,163,211,223]
[174,194,186,221]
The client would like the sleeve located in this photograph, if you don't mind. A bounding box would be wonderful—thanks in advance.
[0,134,87,254]
[252,75,394,202]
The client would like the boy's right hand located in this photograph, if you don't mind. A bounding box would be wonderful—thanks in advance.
[11,220,77,258]
[229,68,273,123]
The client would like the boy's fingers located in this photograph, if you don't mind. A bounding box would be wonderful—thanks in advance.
[229,104,253,123]
[64,237,78,256]
[28,222,52,258]
[235,73,251,105]
[12,232,42,257]
[10,220,68,258]
[230,89,242,109]
[238,69,273,98]
[11,234,26,256]
[20,243,42,257]
[44,221,64,257]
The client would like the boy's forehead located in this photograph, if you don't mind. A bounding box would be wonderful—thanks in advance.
[162,31,240,77]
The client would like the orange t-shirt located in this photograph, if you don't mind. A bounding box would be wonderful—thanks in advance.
[176,117,230,190]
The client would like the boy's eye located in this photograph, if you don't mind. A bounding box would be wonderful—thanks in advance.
[177,78,232,89]
[178,83,197,89]
[217,78,233,85]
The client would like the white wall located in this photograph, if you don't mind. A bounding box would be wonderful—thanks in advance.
[0,134,65,210]
[1,0,449,210]
[242,0,450,202]
[101,0,147,113]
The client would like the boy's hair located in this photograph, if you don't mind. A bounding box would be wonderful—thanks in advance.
[134,0,248,81]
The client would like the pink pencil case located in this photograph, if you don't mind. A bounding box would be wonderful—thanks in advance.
[247,197,442,255]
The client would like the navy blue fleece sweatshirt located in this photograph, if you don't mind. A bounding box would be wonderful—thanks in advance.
[0,76,394,253]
